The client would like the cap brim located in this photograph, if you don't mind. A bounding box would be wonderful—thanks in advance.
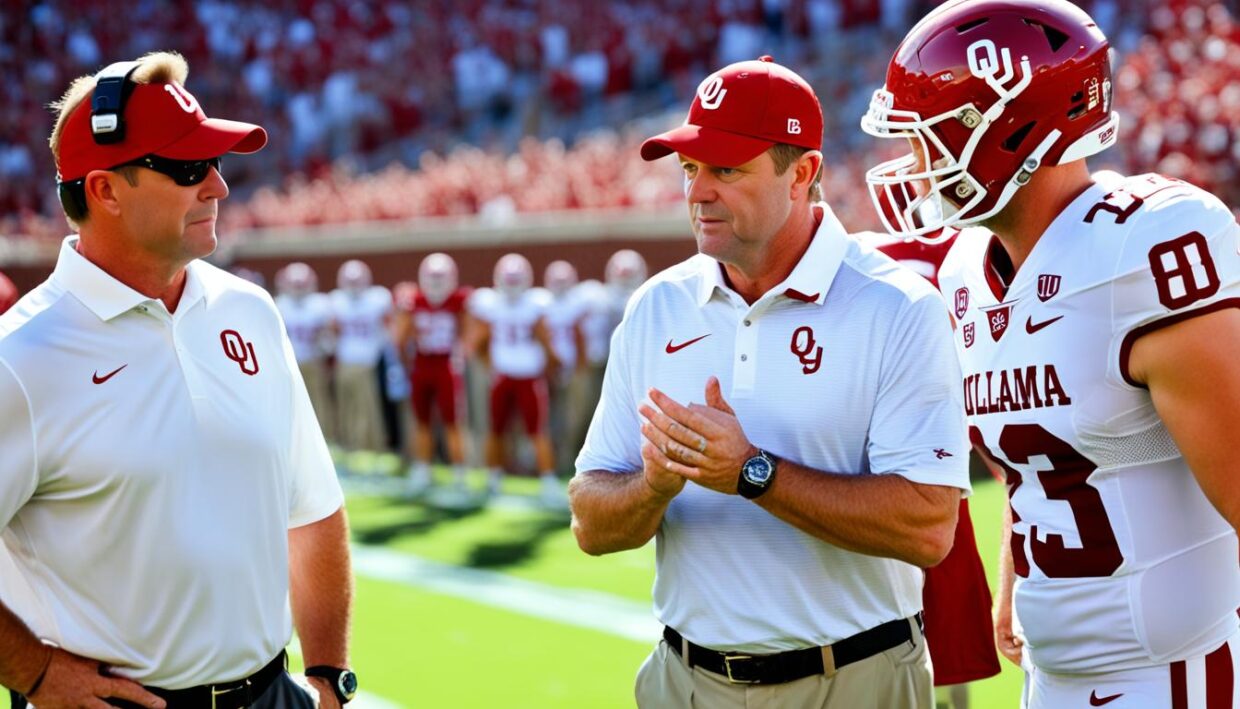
[155,118,268,160]
[640,124,774,167]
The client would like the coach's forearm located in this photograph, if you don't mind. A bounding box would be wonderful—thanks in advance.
[755,464,960,567]
[289,507,353,668]
[568,471,673,555]
[0,600,53,695]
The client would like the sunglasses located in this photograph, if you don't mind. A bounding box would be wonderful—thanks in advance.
[59,154,223,192]
[114,154,223,186]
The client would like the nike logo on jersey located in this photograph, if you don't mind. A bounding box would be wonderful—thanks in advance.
[666,334,711,353]
[1025,315,1064,334]
[92,364,127,384]
[1089,690,1123,706]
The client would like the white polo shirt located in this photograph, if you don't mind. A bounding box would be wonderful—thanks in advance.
[576,204,969,653]
[0,238,344,689]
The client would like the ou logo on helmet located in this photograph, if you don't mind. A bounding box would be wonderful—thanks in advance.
[697,75,728,110]
[966,38,1018,86]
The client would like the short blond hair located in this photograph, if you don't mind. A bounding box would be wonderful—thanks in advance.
[768,143,823,203]
[48,51,189,164]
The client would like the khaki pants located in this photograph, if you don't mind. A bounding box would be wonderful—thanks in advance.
[299,360,334,442]
[335,363,385,451]
[635,626,933,709]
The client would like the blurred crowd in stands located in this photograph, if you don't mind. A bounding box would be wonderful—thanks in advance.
[1,0,1236,242]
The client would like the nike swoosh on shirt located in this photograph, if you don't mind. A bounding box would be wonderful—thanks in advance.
[1025,315,1064,334]
[665,334,711,354]
[1089,690,1123,706]
[92,364,128,384]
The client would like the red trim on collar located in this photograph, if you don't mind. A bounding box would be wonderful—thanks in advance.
[982,236,1014,301]
[784,288,819,302]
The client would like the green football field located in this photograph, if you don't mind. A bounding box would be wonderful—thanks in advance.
[2,475,1023,708]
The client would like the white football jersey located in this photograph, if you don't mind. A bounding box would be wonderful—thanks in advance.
[541,288,587,369]
[275,292,332,363]
[330,286,392,366]
[472,288,551,378]
[575,280,632,365]
[938,173,1240,674]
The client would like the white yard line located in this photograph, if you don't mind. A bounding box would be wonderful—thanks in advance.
[350,544,661,644]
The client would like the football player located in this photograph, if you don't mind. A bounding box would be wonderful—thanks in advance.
[862,1,1240,706]
[394,253,473,493]
[542,260,588,474]
[468,254,560,503]
[330,259,392,464]
[275,262,335,441]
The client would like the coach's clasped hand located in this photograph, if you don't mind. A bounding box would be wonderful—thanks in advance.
[639,376,758,496]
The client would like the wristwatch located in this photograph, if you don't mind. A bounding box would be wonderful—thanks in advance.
[305,666,358,704]
[737,449,778,499]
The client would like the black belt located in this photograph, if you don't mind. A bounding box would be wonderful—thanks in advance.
[12,651,287,709]
[664,613,922,685]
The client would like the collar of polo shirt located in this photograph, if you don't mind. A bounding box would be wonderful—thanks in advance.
[695,203,851,307]
[53,237,223,320]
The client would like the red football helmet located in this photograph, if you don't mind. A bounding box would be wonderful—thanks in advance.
[418,252,458,306]
[543,260,578,296]
[605,250,648,293]
[861,0,1117,241]
[277,262,318,298]
[493,253,533,299]
[337,259,372,293]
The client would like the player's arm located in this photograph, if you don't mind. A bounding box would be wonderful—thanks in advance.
[289,506,352,706]
[390,308,413,352]
[463,314,490,364]
[993,505,1023,666]
[533,317,561,373]
[1128,308,1240,529]
[572,317,588,372]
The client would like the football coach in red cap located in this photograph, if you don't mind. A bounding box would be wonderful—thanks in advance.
[569,56,968,708]
[0,52,357,708]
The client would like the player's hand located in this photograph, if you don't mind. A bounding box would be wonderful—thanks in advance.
[993,595,1024,667]
[27,647,166,709]
[640,433,688,499]
[641,377,753,495]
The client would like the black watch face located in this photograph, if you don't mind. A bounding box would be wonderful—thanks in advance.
[742,456,773,485]
[339,671,359,699]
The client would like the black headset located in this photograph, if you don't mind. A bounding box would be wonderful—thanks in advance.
[57,60,143,220]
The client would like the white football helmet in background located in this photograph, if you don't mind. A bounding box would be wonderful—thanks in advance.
[337,259,373,294]
[605,249,648,294]
[494,253,534,300]
[418,252,459,306]
[543,260,578,297]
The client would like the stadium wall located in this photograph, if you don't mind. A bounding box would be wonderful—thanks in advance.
[0,209,698,293]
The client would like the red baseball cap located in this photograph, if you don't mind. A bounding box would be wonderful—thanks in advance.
[641,56,822,167]
[56,79,267,181]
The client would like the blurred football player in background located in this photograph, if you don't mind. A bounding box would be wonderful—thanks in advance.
[542,260,588,474]
[864,1,1240,706]
[469,253,561,504]
[276,262,336,442]
[572,248,648,457]
[330,259,392,468]
[394,253,473,494]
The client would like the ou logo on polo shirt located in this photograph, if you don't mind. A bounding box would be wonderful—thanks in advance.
[790,326,823,374]
[220,329,260,375]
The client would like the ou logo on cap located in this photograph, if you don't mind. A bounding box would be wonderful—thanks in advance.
[163,83,200,114]
[697,76,727,110]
